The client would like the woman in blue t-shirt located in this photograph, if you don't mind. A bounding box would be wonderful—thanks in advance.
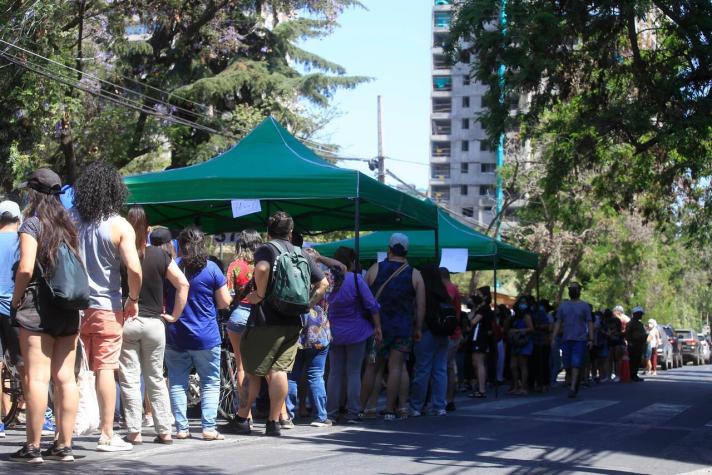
[164,227,231,441]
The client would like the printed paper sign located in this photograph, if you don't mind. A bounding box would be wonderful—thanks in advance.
[377,252,387,263]
[439,248,468,273]
[231,199,261,218]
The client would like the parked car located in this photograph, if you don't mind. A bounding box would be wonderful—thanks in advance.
[676,329,704,365]
[697,335,711,363]
[661,325,683,368]
[655,324,674,370]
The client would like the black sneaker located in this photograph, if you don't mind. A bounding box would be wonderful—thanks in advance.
[10,444,43,464]
[225,416,252,435]
[265,420,281,437]
[42,441,74,462]
[445,402,456,412]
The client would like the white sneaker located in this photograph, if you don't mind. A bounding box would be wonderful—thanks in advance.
[612,376,621,383]
[97,434,133,452]
[410,409,422,417]
[434,409,447,416]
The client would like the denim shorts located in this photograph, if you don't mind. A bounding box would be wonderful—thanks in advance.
[561,340,587,369]
[227,304,251,334]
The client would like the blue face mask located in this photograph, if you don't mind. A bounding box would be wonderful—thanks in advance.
[518,303,528,311]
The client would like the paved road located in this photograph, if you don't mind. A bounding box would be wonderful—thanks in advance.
[3,364,712,474]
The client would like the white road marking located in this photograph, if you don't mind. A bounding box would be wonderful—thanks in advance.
[460,396,558,412]
[534,399,619,417]
[619,403,690,425]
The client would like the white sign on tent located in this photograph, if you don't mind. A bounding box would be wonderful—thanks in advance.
[231,199,262,218]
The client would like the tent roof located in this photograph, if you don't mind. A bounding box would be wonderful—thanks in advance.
[313,209,539,270]
[125,117,438,233]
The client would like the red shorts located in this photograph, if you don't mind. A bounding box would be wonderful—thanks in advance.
[80,308,124,371]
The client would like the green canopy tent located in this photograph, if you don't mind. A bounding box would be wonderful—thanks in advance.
[124,118,439,247]
[313,209,538,270]
[312,209,540,299]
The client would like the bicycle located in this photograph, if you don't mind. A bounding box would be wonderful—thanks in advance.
[1,350,22,427]
[185,314,240,422]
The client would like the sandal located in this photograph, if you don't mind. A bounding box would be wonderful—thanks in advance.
[122,435,143,445]
[175,431,192,440]
[473,391,487,398]
[153,436,174,445]
[202,431,225,441]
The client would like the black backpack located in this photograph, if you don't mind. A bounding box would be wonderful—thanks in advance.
[39,243,90,311]
[427,300,458,336]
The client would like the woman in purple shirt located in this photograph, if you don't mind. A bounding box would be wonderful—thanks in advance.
[325,247,381,423]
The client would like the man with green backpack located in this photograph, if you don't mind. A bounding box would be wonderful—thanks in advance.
[233,212,329,436]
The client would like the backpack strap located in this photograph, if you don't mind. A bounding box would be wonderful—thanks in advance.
[374,263,409,301]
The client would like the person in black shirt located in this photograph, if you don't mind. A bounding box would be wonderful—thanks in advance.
[118,206,189,445]
[233,212,328,437]
[469,286,494,398]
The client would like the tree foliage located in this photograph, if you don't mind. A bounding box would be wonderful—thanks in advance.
[449,0,712,228]
[449,1,712,328]
[0,0,367,185]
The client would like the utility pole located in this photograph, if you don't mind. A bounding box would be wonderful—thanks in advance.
[377,95,385,183]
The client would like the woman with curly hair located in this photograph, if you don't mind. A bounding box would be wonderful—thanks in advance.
[73,161,142,452]
[10,169,82,463]
[164,227,231,440]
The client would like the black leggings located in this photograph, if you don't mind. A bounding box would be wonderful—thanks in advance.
[530,345,551,388]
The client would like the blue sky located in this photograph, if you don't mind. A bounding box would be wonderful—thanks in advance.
[300,0,432,190]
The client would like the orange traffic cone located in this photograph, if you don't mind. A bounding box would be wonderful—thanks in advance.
[619,348,631,383]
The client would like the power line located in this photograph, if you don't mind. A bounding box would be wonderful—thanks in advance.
[0,38,215,124]
[0,50,235,139]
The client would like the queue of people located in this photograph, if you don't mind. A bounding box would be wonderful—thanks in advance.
[0,164,670,464]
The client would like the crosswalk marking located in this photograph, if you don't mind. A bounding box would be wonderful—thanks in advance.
[533,399,619,417]
[619,403,689,425]
[461,396,558,412]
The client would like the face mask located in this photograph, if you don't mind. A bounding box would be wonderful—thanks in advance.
[518,303,528,311]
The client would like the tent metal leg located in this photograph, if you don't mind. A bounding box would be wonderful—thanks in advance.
[354,197,361,273]
[493,256,498,306]
[536,268,540,301]
[434,227,440,261]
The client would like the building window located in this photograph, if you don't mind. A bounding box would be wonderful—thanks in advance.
[479,185,496,197]
[433,32,448,48]
[461,140,469,152]
[432,119,451,135]
[461,118,469,129]
[480,96,487,108]
[462,96,470,108]
[462,207,474,217]
[431,185,450,202]
[431,164,450,179]
[434,12,451,29]
[434,0,452,5]
[483,206,493,212]
[479,141,490,151]
[461,162,469,174]
[463,75,471,86]
[433,76,452,91]
[458,50,470,64]
[432,98,451,113]
[431,141,451,158]
[460,185,468,196]
[481,163,496,173]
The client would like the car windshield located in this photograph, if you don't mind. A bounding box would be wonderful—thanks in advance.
[677,331,693,339]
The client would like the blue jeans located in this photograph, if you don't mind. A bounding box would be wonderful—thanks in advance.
[227,304,251,334]
[286,346,328,422]
[410,330,449,412]
[326,340,367,419]
[164,345,221,432]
